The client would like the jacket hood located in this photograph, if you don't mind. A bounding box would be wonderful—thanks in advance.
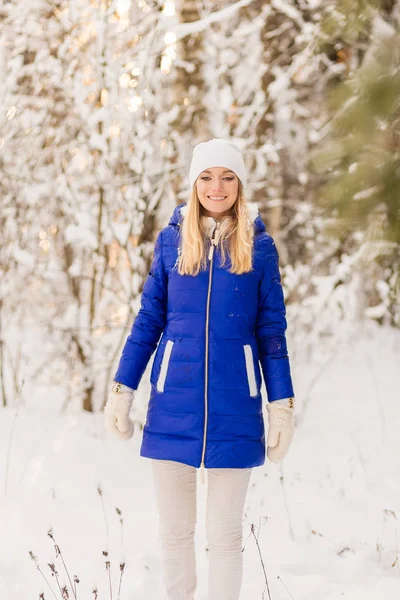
[167,202,266,234]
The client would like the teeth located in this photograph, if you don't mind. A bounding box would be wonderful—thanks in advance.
[209,196,226,200]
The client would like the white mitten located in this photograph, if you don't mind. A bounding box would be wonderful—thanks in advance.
[266,398,295,463]
[104,382,135,440]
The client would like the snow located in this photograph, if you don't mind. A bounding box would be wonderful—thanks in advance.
[1,0,399,596]
[0,322,399,599]
[271,0,304,26]
[167,0,253,41]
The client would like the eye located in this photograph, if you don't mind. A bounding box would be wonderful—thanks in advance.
[200,176,234,181]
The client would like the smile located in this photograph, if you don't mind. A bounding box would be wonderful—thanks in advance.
[208,196,227,200]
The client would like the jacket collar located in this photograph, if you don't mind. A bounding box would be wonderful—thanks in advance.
[168,201,264,236]
[200,213,233,238]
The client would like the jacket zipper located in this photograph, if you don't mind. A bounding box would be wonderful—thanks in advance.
[199,219,222,485]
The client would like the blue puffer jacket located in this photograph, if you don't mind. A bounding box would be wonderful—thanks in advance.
[114,202,294,469]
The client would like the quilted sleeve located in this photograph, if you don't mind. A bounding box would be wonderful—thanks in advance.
[114,230,168,390]
[255,237,294,402]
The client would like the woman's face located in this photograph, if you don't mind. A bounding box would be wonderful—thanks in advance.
[195,167,239,219]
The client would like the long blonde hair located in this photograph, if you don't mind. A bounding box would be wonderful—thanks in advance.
[177,182,254,276]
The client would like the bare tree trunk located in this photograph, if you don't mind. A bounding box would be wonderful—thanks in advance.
[250,1,310,263]
[82,0,111,412]
[0,301,7,407]
[169,0,209,198]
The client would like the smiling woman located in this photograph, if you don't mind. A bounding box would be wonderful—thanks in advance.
[105,137,295,600]
[196,167,238,219]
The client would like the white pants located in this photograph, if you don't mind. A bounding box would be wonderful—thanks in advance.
[151,459,252,600]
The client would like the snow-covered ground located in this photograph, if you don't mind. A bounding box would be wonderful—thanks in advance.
[0,322,399,599]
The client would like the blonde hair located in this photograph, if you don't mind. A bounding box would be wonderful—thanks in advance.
[177,182,254,276]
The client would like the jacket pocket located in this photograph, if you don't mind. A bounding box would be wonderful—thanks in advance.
[156,339,174,392]
[243,344,257,397]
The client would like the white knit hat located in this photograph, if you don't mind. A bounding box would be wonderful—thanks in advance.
[188,138,246,191]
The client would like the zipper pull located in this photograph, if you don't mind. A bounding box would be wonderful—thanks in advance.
[207,222,221,261]
[200,462,206,485]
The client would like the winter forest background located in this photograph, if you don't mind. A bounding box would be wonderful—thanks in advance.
[0,1,399,598]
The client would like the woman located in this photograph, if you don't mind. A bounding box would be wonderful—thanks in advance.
[105,138,295,600]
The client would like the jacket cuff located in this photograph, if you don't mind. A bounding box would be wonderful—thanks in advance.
[268,397,294,408]
[113,380,136,393]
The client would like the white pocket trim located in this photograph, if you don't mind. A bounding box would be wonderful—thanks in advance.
[157,340,174,392]
[243,344,257,397]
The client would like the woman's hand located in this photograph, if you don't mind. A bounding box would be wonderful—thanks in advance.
[104,382,135,440]
[266,398,295,463]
